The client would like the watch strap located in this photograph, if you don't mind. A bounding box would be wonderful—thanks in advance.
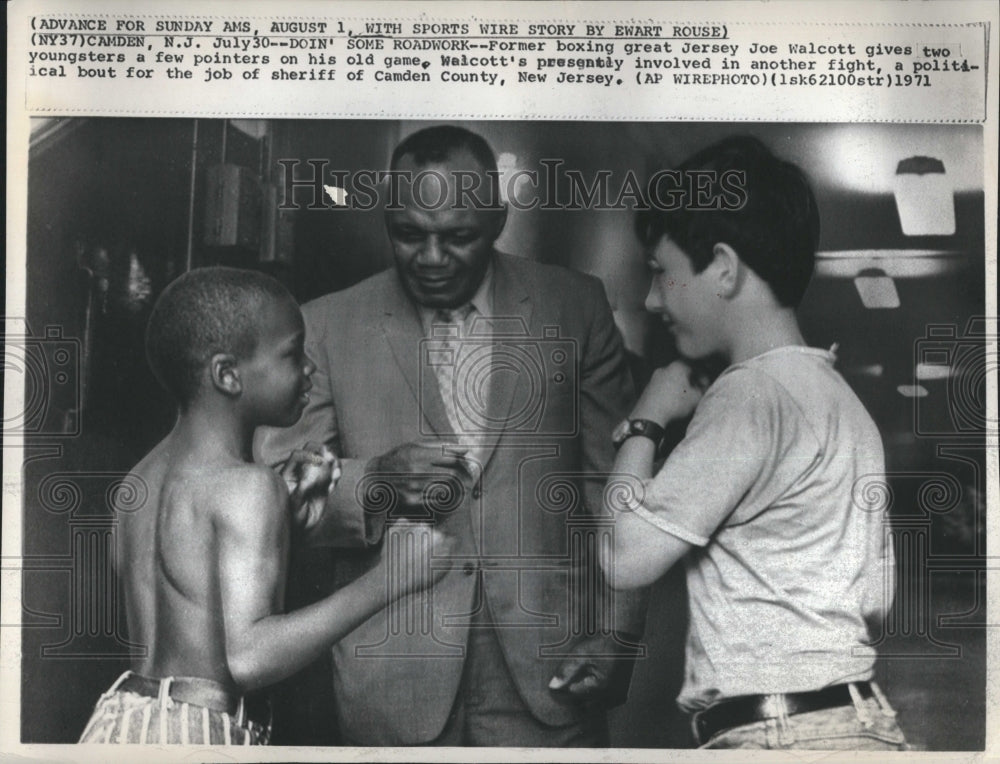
[614,418,666,450]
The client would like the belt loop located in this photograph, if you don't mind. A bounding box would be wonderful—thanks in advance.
[848,682,874,727]
[690,711,704,746]
[870,681,898,717]
[772,694,796,746]
[105,670,132,697]
[158,676,174,709]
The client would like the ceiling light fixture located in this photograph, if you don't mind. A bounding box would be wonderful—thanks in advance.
[893,156,956,236]
[853,268,901,309]
[814,249,961,279]
[915,362,953,381]
[847,364,885,378]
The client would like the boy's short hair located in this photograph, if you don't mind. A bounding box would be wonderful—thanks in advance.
[145,266,293,407]
[636,135,821,307]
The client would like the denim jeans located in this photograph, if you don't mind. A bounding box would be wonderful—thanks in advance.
[697,683,908,750]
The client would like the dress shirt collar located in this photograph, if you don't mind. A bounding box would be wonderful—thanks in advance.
[418,257,495,332]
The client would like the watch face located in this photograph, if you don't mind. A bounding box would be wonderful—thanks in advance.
[630,420,649,436]
[614,419,663,450]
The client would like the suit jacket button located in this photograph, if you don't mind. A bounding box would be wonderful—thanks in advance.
[463,561,477,576]
[472,484,482,499]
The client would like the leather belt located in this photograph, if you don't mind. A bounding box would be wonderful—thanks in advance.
[118,673,269,722]
[692,681,875,746]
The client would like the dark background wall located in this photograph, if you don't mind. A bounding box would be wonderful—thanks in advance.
[18,119,986,748]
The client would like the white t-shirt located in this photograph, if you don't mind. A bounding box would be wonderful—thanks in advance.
[632,346,893,711]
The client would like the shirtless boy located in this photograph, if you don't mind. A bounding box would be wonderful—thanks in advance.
[79,267,454,745]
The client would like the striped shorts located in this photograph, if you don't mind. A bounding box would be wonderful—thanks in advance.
[79,673,268,745]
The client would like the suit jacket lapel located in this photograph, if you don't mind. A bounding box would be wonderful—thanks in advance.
[379,276,454,438]
[377,255,534,456]
[477,254,532,470]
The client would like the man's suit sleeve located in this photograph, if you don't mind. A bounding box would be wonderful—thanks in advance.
[254,301,384,550]
[579,278,648,637]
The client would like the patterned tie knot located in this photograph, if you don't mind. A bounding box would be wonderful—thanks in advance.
[435,304,474,326]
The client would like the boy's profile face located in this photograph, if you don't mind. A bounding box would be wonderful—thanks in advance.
[238,295,315,427]
[645,235,724,360]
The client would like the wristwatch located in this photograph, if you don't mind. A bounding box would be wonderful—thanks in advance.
[612,418,666,451]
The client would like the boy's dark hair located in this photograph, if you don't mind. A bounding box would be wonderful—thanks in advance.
[145,266,293,407]
[636,135,820,307]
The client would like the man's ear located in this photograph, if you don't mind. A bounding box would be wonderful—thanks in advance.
[210,353,242,398]
[711,243,741,298]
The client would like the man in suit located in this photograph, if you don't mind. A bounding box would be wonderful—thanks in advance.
[258,125,646,746]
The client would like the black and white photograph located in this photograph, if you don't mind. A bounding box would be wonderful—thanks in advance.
[4,0,997,760]
[13,117,989,752]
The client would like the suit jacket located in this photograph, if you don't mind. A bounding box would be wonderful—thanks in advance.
[257,252,645,744]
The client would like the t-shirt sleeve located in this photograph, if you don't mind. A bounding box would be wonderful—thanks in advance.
[630,369,781,545]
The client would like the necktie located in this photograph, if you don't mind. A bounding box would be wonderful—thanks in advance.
[429,305,490,490]
[432,305,475,438]
[435,305,474,327]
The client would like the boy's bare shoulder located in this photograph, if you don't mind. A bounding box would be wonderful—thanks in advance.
[209,463,288,527]
[210,462,284,493]
[127,435,288,531]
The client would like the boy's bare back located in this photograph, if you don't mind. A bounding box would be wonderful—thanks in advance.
[119,432,289,690]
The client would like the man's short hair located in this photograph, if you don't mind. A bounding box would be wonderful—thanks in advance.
[390,125,502,209]
[145,266,292,407]
[390,124,498,175]
[636,135,821,307]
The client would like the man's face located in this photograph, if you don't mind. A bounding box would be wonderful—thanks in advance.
[240,295,316,427]
[386,152,505,310]
[645,235,723,360]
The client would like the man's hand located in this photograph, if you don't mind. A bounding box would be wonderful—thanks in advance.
[367,441,472,517]
[630,360,708,427]
[548,634,637,704]
[280,443,340,530]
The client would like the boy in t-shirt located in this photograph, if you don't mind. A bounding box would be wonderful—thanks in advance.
[602,137,908,750]
[79,267,455,745]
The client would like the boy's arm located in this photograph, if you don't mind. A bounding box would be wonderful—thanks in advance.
[606,436,694,589]
[604,362,791,590]
[602,361,779,588]
[216,467,449,692]
[602,361,718,588]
